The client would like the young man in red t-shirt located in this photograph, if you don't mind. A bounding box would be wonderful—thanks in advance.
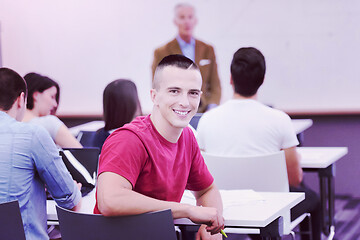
[95,54,224,240]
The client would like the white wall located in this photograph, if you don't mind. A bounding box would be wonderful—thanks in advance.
[0,0,359,115]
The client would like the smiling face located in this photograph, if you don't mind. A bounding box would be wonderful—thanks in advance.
[151,66,202,133]
[33,86,58,116]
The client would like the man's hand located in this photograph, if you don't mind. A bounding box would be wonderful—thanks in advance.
[188,205,224,235]
[71,180,82,212]
[196,225,223,240]
[75,181,82,191]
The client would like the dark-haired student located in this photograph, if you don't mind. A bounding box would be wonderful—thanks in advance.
[22,72,82,148]
[93,79,142,151]
[197,47,321,240]
[95,55,224,240]
[0,67,81,240]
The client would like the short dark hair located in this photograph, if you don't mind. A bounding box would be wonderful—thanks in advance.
[23,72,60,110]
[0,67,27,111]
[230,47,266,97]
[153,54,199,89]
[103,79,142,131]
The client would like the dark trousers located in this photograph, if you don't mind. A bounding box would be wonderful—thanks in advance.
[290,183,321,240]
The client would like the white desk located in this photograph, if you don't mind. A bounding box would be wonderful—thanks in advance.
[47,189,96,222]
[298,147,348,169]
[298,147,348,239]
[292,119,313,135]
[178,190,304,227]
[69,121,104,136]
[47,190,304,239]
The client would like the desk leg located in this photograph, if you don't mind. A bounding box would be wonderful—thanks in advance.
[178,225,198,240]
[318,164,336,238]
[259,216,283,240]
[297,132,304,147]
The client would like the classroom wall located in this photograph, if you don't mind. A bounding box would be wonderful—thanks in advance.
[0,0,359,115]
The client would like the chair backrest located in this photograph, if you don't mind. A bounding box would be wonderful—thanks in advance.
[77,130,97,147]
[0,200,26,240]
[60,148,100,194]
[202,151,289,192]
[202,151,292,233]
[189,113,203,130]
[56,206,178,240]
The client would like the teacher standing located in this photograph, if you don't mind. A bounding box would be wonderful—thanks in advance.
[151,3,222,113]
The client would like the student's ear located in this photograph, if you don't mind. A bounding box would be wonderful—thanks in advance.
[230,75,234,86]
[150,89,158,106]
[17,92,26,109]
[33,91,40,103]
[14,92,26,121]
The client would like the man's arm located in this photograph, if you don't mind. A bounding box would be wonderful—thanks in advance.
[206,46,221,106]
[283,146,303,187]
[97,172,224,234]
[32,127,82,210]
[55,124,83,148]
[193,183,224,239]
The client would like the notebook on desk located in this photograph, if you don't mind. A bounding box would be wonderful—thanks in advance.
[59,148,100,197]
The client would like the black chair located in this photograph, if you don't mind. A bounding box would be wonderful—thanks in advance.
[56,206,178,240]
[189,113,203,130]
[76,130,97,147]
[60,147,100,196]
[0,200,26,240]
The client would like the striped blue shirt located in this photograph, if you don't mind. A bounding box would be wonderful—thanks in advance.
[0,111,81,240]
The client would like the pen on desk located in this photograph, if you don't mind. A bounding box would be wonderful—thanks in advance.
[220,229,227,238]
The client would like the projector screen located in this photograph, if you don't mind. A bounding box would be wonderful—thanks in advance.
[0,0,359,115]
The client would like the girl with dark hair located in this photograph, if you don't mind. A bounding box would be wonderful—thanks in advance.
[22,72,82,148]
[93,79,142,150]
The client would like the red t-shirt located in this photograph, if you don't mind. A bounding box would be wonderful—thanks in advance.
[94,115,213,214]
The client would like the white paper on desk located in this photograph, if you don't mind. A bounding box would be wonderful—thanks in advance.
[220,189,265,207]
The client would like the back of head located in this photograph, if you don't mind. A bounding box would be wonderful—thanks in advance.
[103,79,142,131]
[0,68,27,111]
[230,47,266,97]
[23,72,60,110]
[153,54,199,89]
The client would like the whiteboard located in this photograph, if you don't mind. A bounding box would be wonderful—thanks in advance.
[0,0,359,115]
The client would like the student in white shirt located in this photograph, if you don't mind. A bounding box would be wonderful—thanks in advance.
[197,47,321,240]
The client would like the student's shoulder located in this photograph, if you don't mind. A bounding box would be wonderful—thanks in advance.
[261,104,292,122]
[40,115,63,124]
[154,38,178,53]
[123,115,152,132]
[16,120,52,141]
[200,103,229,121]
[30,115,63,128]
[195,38,214,49]
[107,116,151,141]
